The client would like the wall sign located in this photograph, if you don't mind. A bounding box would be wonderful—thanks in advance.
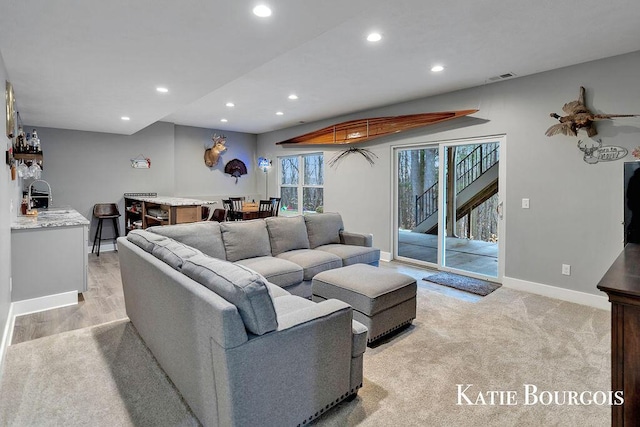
[577,139,628,164]
[130,154,151,168]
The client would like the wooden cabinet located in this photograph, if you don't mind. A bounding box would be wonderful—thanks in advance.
[124,194,213,234]
[124,197,145,234]
[597,243,640,426]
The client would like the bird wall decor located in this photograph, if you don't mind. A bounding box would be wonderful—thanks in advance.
[224,158,247,183]
[545,86,638,138]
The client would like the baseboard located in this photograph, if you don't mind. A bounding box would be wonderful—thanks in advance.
[502,276,610,310]
[87,241,117,254]
[0,291,78,379]
[0,303,16,377]
[11,291,78,317]
[380,251,392,262]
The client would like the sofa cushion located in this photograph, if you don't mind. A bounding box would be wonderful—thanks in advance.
[276,249,342,281]
[147,222,226,260]
[234,256,304,289]
[265,216,310,256]
[272,294,316,318]
[304,213,344,249]
[151,239,202,270]
[126,229,169,253]
[182,254,278,335]
[267,282,290,298]
[220,220,272,262]
[315,244,380,266]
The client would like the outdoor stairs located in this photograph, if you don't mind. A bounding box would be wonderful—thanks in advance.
[413,143,499,234]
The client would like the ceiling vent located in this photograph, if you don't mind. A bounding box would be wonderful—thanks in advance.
[488,72,517,82]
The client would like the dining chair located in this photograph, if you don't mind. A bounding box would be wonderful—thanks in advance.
[229,197,244,221]
[258,200,273,218]
[222,199,238,221]
[201,203,217,221]
[211,208,227,222]
[269,197,281,217]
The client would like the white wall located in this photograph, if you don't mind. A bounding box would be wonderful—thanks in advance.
[258,51,640,296]
[0,49,12,353]
[173,125,259,202]
[30,122,259,242]
[28,122,176,240]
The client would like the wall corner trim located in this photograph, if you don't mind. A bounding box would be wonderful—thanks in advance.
[379,251,392,262]
[0,303,16,377]
[502,276,610,310]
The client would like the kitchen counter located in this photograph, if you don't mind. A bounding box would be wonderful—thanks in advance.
[124,195,216,206]
[124,195,216,233]
[11,206,89,303]
[11,207,90,230]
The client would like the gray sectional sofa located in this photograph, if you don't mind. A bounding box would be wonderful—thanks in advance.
[147,212,380,298]
[117,213,379,426]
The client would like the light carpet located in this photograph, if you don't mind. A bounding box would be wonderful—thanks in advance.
[0,287,611,426]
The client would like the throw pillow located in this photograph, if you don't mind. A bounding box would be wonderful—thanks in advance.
[182,254,278,335]
[220,220,272,262]
[265,215,310,256]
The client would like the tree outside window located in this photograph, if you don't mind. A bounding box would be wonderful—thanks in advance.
[279,153,323,215]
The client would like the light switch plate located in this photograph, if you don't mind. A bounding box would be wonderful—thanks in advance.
[522,198,530,209]
[562,264,571,276]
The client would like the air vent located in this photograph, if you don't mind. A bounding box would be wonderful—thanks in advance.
[488,72,517,82]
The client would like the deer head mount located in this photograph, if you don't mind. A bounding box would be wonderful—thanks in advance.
[204,134,227,167]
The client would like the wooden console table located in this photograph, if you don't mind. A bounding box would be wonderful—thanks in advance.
[597,243,640,426]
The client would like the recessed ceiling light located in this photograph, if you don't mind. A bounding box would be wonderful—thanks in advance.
[431,65,444,72]
[276,111,284,116]
[225,102,235,107]
[220,118,228,123]
[253,5,272,17]
[156,87,169,93]
[367,32,382,42]
[288,94,298,100]
[121,116,130,121]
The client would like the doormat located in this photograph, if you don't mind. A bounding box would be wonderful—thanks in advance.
[423,272,501,296]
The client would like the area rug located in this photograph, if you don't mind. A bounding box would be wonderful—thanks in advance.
[423,272,501,296]
[0,288,610,426]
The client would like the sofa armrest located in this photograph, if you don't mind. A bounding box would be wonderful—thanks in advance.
[276,298,351,331]
[220,298,355,426]
[340,230,373,247]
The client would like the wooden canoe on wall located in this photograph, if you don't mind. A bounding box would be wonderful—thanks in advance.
[276,109,478,145]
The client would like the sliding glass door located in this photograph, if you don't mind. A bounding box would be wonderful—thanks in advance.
[394,137,504,280]
[396,147,439,264]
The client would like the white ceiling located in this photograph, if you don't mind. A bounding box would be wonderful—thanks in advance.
[1,0,639,135]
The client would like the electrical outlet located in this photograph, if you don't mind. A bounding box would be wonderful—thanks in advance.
[522,198,530,209]
[562,264,571,276]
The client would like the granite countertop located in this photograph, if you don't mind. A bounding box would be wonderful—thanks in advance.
[11,207,90,230]
[125,195,217,206]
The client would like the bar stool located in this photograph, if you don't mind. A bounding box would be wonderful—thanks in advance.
[92,203,121,256]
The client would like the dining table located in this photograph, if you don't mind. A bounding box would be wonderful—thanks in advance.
[239,202,260,220]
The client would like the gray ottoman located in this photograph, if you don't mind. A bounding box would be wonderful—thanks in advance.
[312,264,417,344]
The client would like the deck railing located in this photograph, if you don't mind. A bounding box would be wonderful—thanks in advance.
[414,143,499,227]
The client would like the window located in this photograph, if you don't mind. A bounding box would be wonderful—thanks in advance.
[279,153,324,216]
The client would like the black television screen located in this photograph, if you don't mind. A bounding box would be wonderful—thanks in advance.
[625,161,640,245]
